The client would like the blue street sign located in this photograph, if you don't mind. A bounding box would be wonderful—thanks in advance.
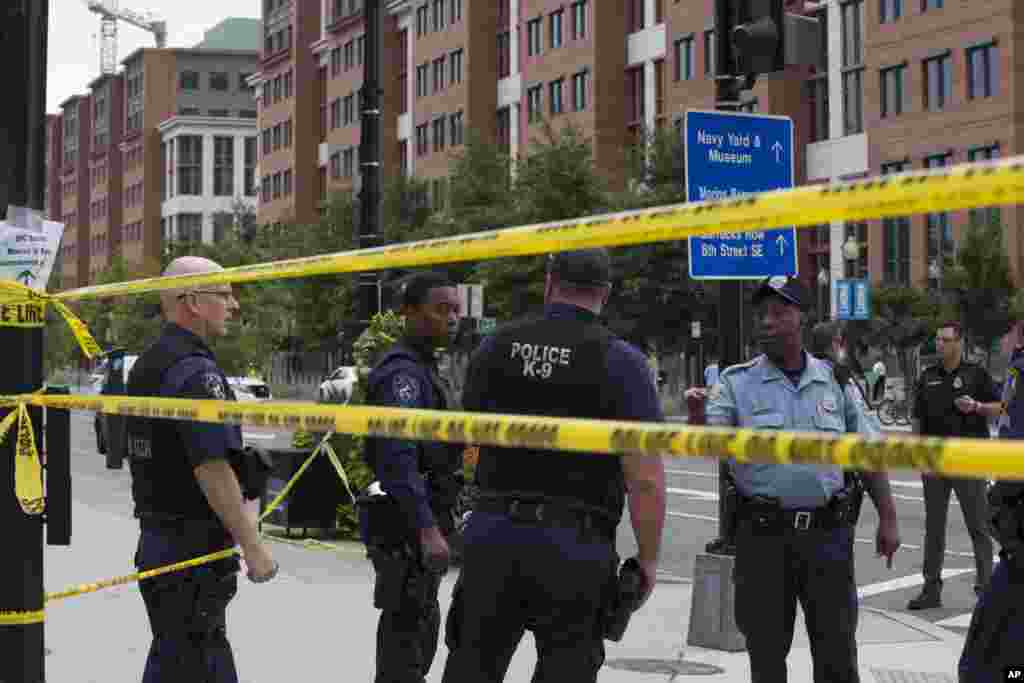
[835,279,871,320]
[685,110,797,280]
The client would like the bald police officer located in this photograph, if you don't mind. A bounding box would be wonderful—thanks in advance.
[358,272,464,683]
[441,249,667,683]
[706,276,900,683]
[958,312,1024,683]
[125,256,278,683]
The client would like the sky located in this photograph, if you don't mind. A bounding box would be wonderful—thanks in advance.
[46,0,261,114]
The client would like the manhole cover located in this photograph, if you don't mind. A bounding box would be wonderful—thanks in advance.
[605,658,725,676]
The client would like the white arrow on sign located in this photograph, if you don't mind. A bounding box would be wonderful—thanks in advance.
[776,235,787,254]
[772,141,783,163]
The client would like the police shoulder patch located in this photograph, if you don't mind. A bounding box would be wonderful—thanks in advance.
[391,373,421,406]
[201,372,226,400]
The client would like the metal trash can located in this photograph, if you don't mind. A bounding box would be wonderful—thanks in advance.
[259,448,345,537]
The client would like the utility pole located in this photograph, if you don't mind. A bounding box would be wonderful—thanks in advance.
[0,0,50,680]
[357,0,384,331]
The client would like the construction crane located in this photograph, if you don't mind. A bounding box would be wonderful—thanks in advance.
[86,0,168,76]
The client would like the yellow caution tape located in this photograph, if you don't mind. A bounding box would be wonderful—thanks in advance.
[0,609,44,625]
[42,430,344,606]
[52,157,1024,302]
[0,282,101,358]
[13,392,1024,481]
[0,399,45,516]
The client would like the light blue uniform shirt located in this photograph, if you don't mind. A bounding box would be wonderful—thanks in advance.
[705,353,874,510]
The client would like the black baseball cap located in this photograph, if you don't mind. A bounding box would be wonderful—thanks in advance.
[547,249,612,287]
[398,271,456,306]
[752,275,807,308]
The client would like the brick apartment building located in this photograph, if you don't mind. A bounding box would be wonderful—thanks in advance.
[45,19,261,290]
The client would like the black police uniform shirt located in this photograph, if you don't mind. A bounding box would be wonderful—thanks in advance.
[914,360,998,439]
[126,323,244,529]
[464,303,663,524]
[363,338,464,533]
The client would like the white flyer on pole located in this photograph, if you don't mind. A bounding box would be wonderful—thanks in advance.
[0,212,65,291]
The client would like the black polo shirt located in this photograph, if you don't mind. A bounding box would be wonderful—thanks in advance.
[913,361,998,438]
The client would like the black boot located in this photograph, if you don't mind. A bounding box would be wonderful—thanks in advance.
[907,580,942,610]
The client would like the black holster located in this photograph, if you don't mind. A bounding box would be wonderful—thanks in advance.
[602,557,647,641]
[229,446,274,500]
[149,566,237,641]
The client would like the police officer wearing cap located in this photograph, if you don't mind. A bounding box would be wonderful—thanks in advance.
[358,271,464,683]
[441,248,667,683]
[706,275,900,683]
[125,257,278,683]
[908,321,999,610]
[958,311,1024,683]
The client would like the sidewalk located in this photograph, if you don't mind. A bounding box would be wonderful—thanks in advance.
[43,499,964,683]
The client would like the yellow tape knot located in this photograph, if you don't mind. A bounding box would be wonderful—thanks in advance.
[0,281,101,359]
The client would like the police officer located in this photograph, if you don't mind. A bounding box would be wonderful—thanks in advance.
[125,256,278,683]
[958,311,1024,683]
[441,249,667,683]
[706,276,900,683]
[908,321,999,609]
[358,271,464,683]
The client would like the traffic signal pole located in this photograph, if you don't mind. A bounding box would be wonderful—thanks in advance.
[357,0,383,328]
[0,0,50,680]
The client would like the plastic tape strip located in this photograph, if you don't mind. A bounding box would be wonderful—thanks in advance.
[0,610,44,625]
[54,157,1024,302]
[18,392,1024,480]
[0,282,101,358]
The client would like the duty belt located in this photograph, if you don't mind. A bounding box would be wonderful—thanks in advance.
[474,495,617,539]
[737,494,855,532]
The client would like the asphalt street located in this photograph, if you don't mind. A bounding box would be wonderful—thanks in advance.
[69,407,990,640]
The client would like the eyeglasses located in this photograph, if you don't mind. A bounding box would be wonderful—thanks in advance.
[179,290,235,303]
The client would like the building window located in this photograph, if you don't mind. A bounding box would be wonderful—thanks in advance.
[497,107,511,148]
[344,94,355,125]
[180,71,200,91]
[244,137,257,196]
[573,70,589,111]
[239,109,257,119]
[527,18,542,57]
[550,10,563,49]
[331,98,341,129]
[675,36,694,81]
[967,43,998,100]
[330,152,341,179]
[922,0,943,9]
[844,222,869,278]
[208,109,230,117]
[274,75,283,102]
[213,136,234,197]
[880,0,901,23]
[283,70,293,98]
[177,136,203,196]
[627,67,645,124]
[416,63,429,97]
[842,69,864,134]
[924,52,952,110]
[416,4,428,36]
[498,33,511,78]
[177,213,203,243]
[273,124,282,150]
[450,49,463,84]
[880,64,905,117]
[808,78,829,142]
[331,47,342,77]
[433,56,446,92]
[432,0,444,31]
[209,72,229,91]
[968,145,1001,227]
[841,1,862,68]
[283,169,292,196]
[432,178,446,210]
[628,0,644,33]
[433,118,446,152]
[704,30,715,77]
[416,123,429,156]
[571,1,587,40]
[213,213,233,243]
[356,35,365,66]
[399,140,409,176]
[881,161,910,285]
[272,173,282,199]
[283,119,292,147]
[449,0,461,23]
[527,85,543,122]
[449,111,464,146]
[344,41,354,70]
[549,79,564,115]
[925,153,954,288]
[239,72,252,92]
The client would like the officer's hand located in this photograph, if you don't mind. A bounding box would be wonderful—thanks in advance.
[637,560,658,608]
[876,515,901,570]
[954,396,977,414]
[418,526,450,573]
[244,543,279,584]
[684,387,708,401]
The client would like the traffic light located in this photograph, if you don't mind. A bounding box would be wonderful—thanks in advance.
[733,0,785,76]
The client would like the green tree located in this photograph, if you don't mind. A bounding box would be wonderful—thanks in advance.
[941,212,1016,368]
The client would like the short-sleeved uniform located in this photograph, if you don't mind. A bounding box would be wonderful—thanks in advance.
[441,303,663,683]
[359,339,464,683]
[125,323,244,683]
[913,362,998,591]
[706,352,870,683]
[959,349,1024,683]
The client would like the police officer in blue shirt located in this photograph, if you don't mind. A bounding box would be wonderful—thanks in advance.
[125,257,278,683]
[959,309,1024,683]
[358,271,464,683]
[706,276,900,683]
[441,249,667,683]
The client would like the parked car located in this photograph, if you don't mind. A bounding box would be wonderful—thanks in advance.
[93,353,138,455]
[319,366,357,404]
[228,377,272,401]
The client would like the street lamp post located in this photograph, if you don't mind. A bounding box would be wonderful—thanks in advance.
[842,235,860,275]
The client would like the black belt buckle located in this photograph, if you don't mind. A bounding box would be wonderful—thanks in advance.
[508,500,545,523]
[793,511,812,531]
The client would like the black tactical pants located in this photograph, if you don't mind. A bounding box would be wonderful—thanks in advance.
[959,553,1024,683]
[921,475,994,590]
[733,516,859,683]
[441,511,618,683]
[135,523,239,683]
[368,543,444,683]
